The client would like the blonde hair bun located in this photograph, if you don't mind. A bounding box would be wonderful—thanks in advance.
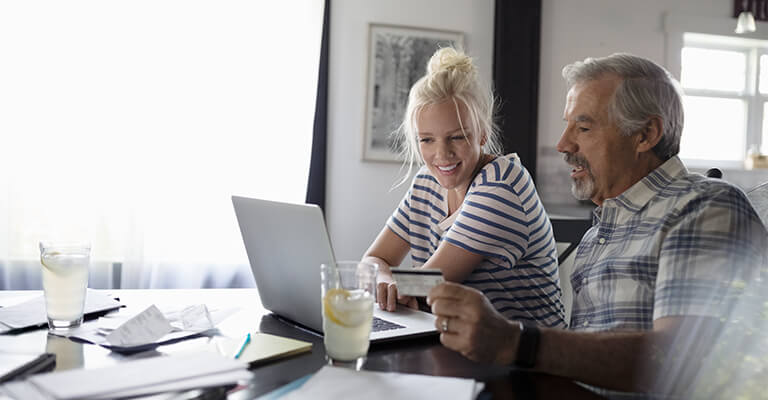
[393,46,501,188]
[427,47,475,77]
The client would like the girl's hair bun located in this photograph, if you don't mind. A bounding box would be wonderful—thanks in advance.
[427,47,474,77]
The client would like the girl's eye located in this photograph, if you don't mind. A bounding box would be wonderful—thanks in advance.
[419,138,432,143]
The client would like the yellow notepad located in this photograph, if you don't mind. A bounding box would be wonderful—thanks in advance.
[219,333,312,365]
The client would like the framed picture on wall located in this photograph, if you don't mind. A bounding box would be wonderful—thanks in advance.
[363,24,464,162]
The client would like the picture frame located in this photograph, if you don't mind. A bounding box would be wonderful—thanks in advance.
[363,24,464,162]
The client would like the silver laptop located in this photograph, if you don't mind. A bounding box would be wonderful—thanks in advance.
[232,195,437,342]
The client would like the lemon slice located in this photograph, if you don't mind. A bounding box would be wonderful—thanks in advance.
[41,252,68,276]
[323,288,374,328]
[323,288,351,327]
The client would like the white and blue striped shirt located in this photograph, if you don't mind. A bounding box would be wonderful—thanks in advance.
[387,154,566,327]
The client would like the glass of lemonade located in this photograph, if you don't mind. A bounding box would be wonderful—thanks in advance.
[321,261,377,369]
[39,241,90,333]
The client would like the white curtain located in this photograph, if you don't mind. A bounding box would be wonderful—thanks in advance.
[0,1,324,288]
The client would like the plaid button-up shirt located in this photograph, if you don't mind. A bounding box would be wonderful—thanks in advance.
[569,156,767,332]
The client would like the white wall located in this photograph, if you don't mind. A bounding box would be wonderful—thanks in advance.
[326,0,494,260]
[327,0,750,258]
[536,0,733,204]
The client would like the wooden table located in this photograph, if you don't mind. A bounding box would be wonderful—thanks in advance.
[0,289,605,399]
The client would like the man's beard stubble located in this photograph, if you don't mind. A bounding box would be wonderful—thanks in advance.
[563,152,594,201]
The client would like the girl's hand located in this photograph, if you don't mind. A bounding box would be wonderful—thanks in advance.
[377,281,419,311]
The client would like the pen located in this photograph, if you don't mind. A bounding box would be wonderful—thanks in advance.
[233,333,251,359]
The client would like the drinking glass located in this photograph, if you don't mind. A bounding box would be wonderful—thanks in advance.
[39,241,90,333]
[321,261,377,369]
[46,333,84,371]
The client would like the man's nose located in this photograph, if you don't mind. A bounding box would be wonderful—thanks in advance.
[556,128,576,154]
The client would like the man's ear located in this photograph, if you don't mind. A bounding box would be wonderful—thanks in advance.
[636,116,663,153]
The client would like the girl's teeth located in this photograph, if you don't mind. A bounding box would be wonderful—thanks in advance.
[438,164,457,171]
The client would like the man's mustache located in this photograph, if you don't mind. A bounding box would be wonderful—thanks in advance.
[563,152,590,170]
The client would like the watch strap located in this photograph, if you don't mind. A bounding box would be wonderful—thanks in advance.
[514,321,540,368]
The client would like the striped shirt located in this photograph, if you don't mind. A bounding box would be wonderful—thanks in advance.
[387,154,566,327]
[570,156,767,332]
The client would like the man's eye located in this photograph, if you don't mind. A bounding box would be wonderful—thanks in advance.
[578,127,590,133]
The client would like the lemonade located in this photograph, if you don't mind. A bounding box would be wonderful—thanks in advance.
[322,288,374,361]
[40,247,90,330]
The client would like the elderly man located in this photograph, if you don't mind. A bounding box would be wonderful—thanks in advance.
[427,53,767,392]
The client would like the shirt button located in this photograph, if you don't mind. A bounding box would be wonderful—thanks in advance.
[583,320,590,327]
[582,278,587,285]
[598,238,606,244]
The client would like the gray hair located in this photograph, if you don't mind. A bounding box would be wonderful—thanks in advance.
[562,53,684,160]
[394,47,502,187]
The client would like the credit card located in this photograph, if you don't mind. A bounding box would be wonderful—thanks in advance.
[390,267,445,297]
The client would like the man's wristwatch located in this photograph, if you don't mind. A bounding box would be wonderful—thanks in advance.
[514,321,540,368]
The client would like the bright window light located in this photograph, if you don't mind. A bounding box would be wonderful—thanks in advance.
[679,96,746,162]
[762,102,768,154]
[681,47,746,92]
[0,1,324,286]
[760,55,768,95]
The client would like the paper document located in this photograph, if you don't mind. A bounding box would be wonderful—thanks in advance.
[0,352,252,400]
[281,366,484,400]
[69,304,235,353]
[105,305,174,347]
[0,290,121,333]
[167,304,216,331]
[0,353,56,383]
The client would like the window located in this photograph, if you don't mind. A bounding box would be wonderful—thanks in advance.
[0,1,324,288]
[665,13,768,170]
[678,34,763,168]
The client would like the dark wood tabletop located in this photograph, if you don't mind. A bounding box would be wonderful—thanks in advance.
[0,289,606,399]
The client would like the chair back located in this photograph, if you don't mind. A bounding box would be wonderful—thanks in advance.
[550,216,592,324]
[550,217,592,265]
[747,181,768,228]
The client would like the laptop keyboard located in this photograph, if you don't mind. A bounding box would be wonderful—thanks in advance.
[372,317,405,332]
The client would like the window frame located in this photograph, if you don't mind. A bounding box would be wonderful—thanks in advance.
[665,14,768,170]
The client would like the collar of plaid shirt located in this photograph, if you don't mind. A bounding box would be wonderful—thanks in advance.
[591,156,686,224]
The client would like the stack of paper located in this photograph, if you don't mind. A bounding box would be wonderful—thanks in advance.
[280,366,484,400]
[0,353,56,383]
[69,304,238,353]
[0,291,121,334]
[0,352,252,400]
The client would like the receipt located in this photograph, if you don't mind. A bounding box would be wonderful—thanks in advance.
[105,305,173,347]
[166,304,215,331]
[68,303,228,352]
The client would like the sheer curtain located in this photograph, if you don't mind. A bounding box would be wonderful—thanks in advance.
[0,1,324,288]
